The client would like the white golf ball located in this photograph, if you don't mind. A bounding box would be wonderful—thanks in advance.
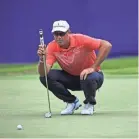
[17,125,22,130]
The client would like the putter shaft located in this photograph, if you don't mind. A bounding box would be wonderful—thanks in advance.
[39,29,52,115]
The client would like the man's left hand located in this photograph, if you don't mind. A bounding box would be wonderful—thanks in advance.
[80,68,96,80]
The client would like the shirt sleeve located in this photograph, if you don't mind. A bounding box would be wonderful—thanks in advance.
[46,43,57,66]
[81,34,101,50]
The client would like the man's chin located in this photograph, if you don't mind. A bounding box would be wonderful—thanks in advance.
[57,42,64,46]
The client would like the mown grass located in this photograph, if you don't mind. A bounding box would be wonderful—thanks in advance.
[0,56,138,75]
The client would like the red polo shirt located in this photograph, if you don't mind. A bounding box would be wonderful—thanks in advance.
[46,34,101,75]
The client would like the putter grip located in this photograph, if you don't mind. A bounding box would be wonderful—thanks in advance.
[39,29,44,46]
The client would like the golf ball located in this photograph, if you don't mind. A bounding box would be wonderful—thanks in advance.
[17,125,22,130]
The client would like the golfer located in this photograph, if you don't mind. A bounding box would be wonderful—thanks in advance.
[37,20,112,115]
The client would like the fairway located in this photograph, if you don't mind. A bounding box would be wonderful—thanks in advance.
[0,75,138,138]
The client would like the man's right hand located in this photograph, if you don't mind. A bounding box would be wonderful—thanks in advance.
[37,44,46,60]
[37,44,52,76]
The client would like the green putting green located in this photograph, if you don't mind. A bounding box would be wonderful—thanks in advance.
[0,75,138,138]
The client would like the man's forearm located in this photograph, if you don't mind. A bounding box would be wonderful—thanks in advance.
[38,60,52,77]
[38,62,45,77]
[92,40,112,69]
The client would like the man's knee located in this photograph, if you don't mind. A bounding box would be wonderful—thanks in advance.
[39,70,59,83]
[86,72,98,81]
[87,72,104,88]
[39,76,47,87]
[81,72,104,89]
[39,70,61,88]
[81,73,98,85]
[80,77,97,89]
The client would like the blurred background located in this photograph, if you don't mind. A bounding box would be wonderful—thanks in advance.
[0,0,138,75]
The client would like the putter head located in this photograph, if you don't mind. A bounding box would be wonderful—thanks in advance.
[45,112,52,118]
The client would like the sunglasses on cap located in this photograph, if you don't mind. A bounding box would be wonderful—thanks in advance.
[53,31,67,36]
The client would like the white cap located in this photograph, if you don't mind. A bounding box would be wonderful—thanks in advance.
[51,20,70,33]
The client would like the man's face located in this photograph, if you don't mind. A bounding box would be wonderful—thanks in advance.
[53,31,69,47]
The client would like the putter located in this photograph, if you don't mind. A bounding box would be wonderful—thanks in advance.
[39,29,52,118]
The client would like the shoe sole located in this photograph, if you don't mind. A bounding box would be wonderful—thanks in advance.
[81,112,94,115]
